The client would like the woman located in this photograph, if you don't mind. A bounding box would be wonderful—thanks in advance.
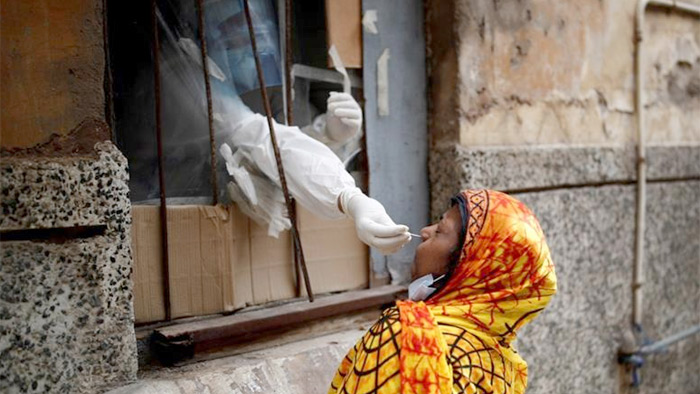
[328,189,557,394]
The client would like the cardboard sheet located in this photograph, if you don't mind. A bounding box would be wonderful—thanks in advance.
[131,203,369,323]
[249,218,296,304]
[131,206,166,323]
[298,205,368,295]
[325,0,362,68]
[132,205,250,323]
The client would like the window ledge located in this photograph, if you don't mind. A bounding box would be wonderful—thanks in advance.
[150,285,406,365]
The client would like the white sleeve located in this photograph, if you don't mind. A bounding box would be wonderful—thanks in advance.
[226,113,357,220]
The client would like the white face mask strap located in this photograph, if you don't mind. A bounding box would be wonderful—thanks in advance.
[408,273,449,301]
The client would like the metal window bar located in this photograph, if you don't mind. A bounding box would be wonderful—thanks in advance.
[150,0,172,321]
[150,0,220,322]
[195,0,219,206]
[149,0,315,322]
[242,0,314,301]
[277,0,302,297]
[283,0,304,298]
[284,0,294,127]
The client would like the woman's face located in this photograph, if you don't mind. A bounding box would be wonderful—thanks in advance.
[411,205,462,281]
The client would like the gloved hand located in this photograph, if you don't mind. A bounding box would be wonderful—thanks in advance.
[340,188,410,255]
[325,92,363,143]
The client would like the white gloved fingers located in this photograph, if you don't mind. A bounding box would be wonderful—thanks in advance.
[370,233,411,255]
[340,118,362,129]
[327,92,356,103]
[328,97,359,106]
[325,92,362,143]
[328,100,360,111]
[332,108,362,119]
[361,220,409,238]
[344,191,411,252]
[369,233,410,248]
[328,103,361,112]
[328,105,361,118]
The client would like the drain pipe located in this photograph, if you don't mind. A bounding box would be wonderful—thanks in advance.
[633,0,700,328]
[619,324,700,386]
[632,0,647,329]
[622,0,700,387]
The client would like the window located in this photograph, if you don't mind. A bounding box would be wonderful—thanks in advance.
[107,0,396,341]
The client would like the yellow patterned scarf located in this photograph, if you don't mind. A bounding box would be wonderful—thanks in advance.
[329,190,557,394]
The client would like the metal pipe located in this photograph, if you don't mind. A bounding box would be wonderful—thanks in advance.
[151,0,172,321]
[242,0,314,302]
[633,0,647,328]
[277,0,288,125]
[280,0,302,297]
[194,0,219,205]
[284,0,294,127]
[618,323,700,387]
[638,324,700,354]
[633,0,700,327]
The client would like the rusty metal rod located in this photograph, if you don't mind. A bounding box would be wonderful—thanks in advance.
[291,202,302,297]
[194,0,219,205]
[151,0,172,321]
[242,0,313,301]
[282,0,302,297]
[290,202,302,297]
[284,0,294,126]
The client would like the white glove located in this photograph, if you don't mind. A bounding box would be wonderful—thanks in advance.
[340,188,410,255]
[325,92,362,143]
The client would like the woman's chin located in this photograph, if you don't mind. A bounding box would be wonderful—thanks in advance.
[409,261,418,281]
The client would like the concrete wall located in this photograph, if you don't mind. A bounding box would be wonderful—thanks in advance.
[0,0,107,151]
[519,181,699,393]
[0,143,137,393]
[0,0,137,392]
[429,146,700,393]
[426,0,700,392]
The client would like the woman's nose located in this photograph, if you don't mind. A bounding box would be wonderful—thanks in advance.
[419,226,432,241]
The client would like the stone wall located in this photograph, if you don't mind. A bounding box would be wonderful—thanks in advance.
[0,0,137,392]
[426,0,700,392]
[0,143,137,393]
[517,181,699,393]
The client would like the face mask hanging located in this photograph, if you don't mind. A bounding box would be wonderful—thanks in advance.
[408,273,446,301]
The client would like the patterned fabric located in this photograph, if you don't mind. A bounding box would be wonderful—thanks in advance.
[329,307,403,393]
[396,300,452,394]
[328,190,557,394]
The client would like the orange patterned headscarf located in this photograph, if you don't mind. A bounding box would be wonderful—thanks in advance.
[328,190,557,394]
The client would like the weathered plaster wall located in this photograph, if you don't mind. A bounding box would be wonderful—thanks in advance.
[0,0,106,150]
[428,0,700,149]
[427,0,700,392]
[0,143,137,393]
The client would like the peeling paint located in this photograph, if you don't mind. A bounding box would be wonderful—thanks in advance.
[0,117,111,158]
